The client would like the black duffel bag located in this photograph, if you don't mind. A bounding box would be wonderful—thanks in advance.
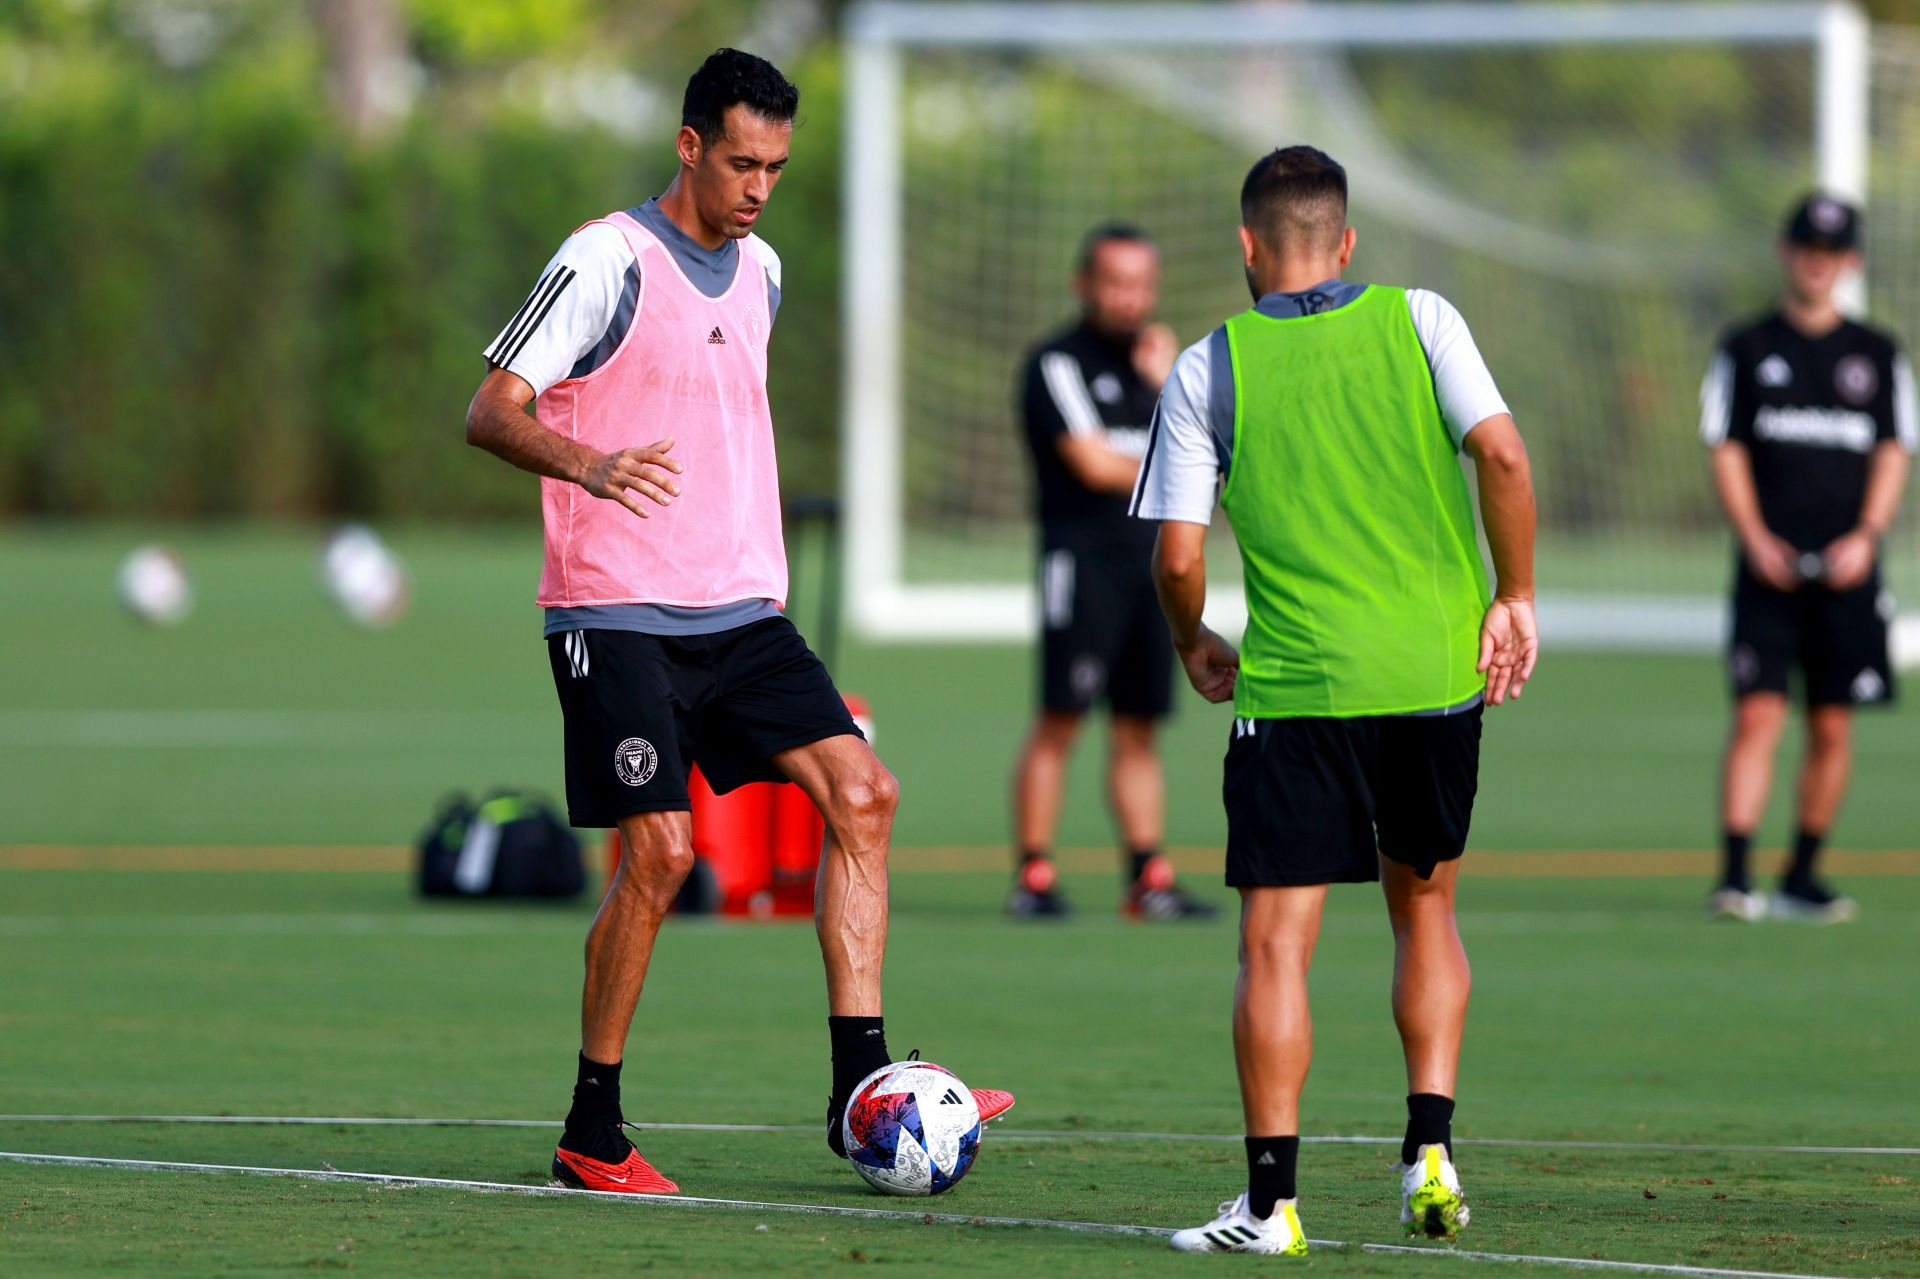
[417,790,585,899]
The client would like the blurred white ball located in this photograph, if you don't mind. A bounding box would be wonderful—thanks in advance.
[117,545,193,627]
[320,524,410,627]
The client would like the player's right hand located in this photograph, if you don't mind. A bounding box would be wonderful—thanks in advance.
[581,439,683,519]
[1741,530,1801,592]
[1178,624,1239,703]
[1478,596,1538,706]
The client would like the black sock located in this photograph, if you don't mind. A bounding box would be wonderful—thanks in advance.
[564,1052,622,1133]
[1402,1093,1455,1165]
[1245,1135,1300,1218]
[1785,828,1824,886]
[1720,830,1752,891]
[1127,847,1158,882]
[828,1015,891,1102]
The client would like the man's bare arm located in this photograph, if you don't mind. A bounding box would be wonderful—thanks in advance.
[465,366,682,520]
[1462,413,1539,705]
[1056,434,1141,496]
[1859,438,1913,536]
[1825,440,1912,590]
[1709,441,1798,590]
[1150,520,1237,703]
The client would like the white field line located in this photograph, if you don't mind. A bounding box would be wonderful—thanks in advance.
[0,1150,1871,1279]
[0,1114,1915,1157]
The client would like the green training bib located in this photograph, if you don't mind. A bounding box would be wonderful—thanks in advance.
[1222,286,1490,718]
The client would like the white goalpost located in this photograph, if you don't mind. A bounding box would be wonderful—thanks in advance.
[840,1,1912,657]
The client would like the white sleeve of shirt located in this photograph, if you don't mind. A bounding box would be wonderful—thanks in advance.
[1894,352,1918,453]
[1038,351,1106,437]
[1699,349,1736,446]
[1406,289,1509,445]
[752,236,782,291]
[483,222,632,398]
[1129,335,1222,525]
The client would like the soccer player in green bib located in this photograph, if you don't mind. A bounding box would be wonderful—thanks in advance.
[1133,146,1539,1255]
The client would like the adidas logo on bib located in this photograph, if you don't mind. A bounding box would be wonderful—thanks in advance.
[707,326,726,345]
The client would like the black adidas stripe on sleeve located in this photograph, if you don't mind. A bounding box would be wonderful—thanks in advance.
[486,266,576,370]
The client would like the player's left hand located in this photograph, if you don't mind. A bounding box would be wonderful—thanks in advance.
[1132,323,1178,391]
[1822,528,1877,591]
[1478,596,1538,706]
[1177,624,1239,703]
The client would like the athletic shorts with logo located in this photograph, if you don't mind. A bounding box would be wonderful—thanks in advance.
[547,617,863,827]
[1223,706,1483,886]
[1037,534,1174,719]
[1729,565,1896,706]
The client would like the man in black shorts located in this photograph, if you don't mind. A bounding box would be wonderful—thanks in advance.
[1008,223,1214,920]
[1701,193,1915,924]
[464,50,1010,1195]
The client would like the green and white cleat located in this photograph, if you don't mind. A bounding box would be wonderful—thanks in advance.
[1399,1144,1470,1240]
[1169,1193,1310,1255]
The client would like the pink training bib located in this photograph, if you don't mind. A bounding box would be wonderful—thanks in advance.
[535,211,787,609]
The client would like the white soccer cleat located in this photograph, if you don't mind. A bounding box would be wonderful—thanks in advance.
[1705,886,1765,923]
[1169,1193,1310,1255]
[1766,887,1858,924]
[1399,1144,1471,1240]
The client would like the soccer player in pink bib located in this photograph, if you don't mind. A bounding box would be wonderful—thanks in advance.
[464,49,1010,1194]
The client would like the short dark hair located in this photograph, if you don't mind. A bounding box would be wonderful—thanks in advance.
[682,48,798,147]
[1240,146,1347,253]
[1076,221,1155,274]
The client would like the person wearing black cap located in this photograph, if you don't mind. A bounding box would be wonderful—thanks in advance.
[1700,193,1915,924]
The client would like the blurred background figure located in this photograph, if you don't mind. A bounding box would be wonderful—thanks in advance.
[1700,193,1915,924]
[1007,224,1216,921]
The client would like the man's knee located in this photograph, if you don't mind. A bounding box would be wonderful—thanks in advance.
[1807,707,1852,757]
[1238,930,1314,974]
[1031,710,1084,752]
[1109,715,1158,757]
[1382,862,1458,926]
[1733,693,1789,741]
[615,817,696,898]
[833,762,900,830]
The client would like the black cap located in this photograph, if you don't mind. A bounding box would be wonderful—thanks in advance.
[1784,193,1860,251]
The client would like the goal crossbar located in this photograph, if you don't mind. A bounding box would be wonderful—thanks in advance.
[847,2,1838,50]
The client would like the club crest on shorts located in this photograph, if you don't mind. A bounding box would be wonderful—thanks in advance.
[614,737,659,786]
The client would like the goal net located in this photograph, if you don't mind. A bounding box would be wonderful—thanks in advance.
[841,1,1918,658]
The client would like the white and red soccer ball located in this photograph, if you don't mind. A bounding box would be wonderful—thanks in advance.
[841,1059,982,1196]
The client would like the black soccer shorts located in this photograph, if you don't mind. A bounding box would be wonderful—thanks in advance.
[546,617,863,828]
[1729,567,1896,708]
[1223,705,1484,887]
[1037,539,1175,719]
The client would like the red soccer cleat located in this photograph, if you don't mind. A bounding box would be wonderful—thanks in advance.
[552,1143,680,1194]
[972,1088,1016,1123]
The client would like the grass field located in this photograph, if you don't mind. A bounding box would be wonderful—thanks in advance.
[2,526,1918,1276]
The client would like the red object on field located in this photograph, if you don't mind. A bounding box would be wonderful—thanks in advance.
[603,694,870,918]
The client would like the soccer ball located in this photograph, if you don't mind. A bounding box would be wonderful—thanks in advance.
[320,524,410,627]
[117,545,193,626]
[842,1059,981,1196]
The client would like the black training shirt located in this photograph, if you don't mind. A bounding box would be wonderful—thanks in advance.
[1701,312,1916,551]
[1019,321,1160,547]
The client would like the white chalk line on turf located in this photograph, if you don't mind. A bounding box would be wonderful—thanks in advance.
[0,1150,1867,1279]
[1,1115,1915,1158]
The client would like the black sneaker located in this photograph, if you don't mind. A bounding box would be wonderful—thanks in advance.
[1007,857,1070,918]
[1125,855,1219,921]
[1769,877,1858,924]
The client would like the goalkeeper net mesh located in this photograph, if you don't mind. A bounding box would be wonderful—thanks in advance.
[853,11,1918,649]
